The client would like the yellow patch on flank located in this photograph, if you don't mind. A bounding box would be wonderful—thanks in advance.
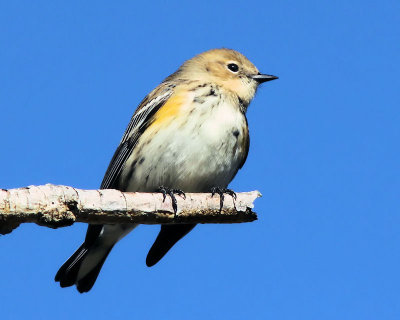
[150,92,187,129]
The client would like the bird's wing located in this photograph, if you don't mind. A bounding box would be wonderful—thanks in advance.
[82,83,176,252]
[100,83,175,190]
[239,117,250,169]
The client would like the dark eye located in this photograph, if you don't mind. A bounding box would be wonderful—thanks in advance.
[227,63,239,72]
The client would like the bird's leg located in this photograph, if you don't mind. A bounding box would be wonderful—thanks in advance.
[210,187,237,212]
[156,186,186,216]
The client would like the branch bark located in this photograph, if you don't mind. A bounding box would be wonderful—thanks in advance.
[0,184,261,235]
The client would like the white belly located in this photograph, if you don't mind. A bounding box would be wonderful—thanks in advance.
[119,94,248,192]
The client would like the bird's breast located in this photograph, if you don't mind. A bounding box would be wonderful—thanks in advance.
[120,87,249,192]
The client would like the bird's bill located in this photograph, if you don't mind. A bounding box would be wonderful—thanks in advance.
[252,73,279,83]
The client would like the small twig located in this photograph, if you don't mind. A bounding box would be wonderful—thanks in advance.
[0,184,261,235]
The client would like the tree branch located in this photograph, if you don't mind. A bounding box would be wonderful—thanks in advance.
[0,184,261,235]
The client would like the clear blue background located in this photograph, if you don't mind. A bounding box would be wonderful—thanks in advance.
[1,1,399,319]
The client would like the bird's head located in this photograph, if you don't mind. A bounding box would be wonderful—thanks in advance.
[177,48,278,105]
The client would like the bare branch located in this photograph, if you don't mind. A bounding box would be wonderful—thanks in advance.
[0,184,261,235]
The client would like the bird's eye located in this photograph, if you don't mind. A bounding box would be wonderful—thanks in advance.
[227,63,239,73]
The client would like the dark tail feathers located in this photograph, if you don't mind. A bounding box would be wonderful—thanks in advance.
[55,243,113,293]
[146,224,196,267]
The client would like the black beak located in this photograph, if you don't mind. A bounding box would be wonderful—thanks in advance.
[252,73,279,83]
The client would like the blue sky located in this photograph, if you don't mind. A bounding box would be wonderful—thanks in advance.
[1,1,399,319]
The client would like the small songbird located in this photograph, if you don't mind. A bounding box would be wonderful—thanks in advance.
[55,48,278,292]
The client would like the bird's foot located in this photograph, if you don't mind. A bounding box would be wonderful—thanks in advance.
[156,186,186,216]
[211,187,237,212]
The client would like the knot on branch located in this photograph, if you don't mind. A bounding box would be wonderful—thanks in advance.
[36,207,77,229]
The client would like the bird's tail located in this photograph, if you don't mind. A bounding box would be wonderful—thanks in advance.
[146,224,196,267]
[55,242,114,293]
[56,224,137,293]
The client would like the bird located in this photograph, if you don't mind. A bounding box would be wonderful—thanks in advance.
[55,48,278,293]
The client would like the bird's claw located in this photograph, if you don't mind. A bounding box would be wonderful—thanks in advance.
[156,186,186,216]
[210,187,237,212]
